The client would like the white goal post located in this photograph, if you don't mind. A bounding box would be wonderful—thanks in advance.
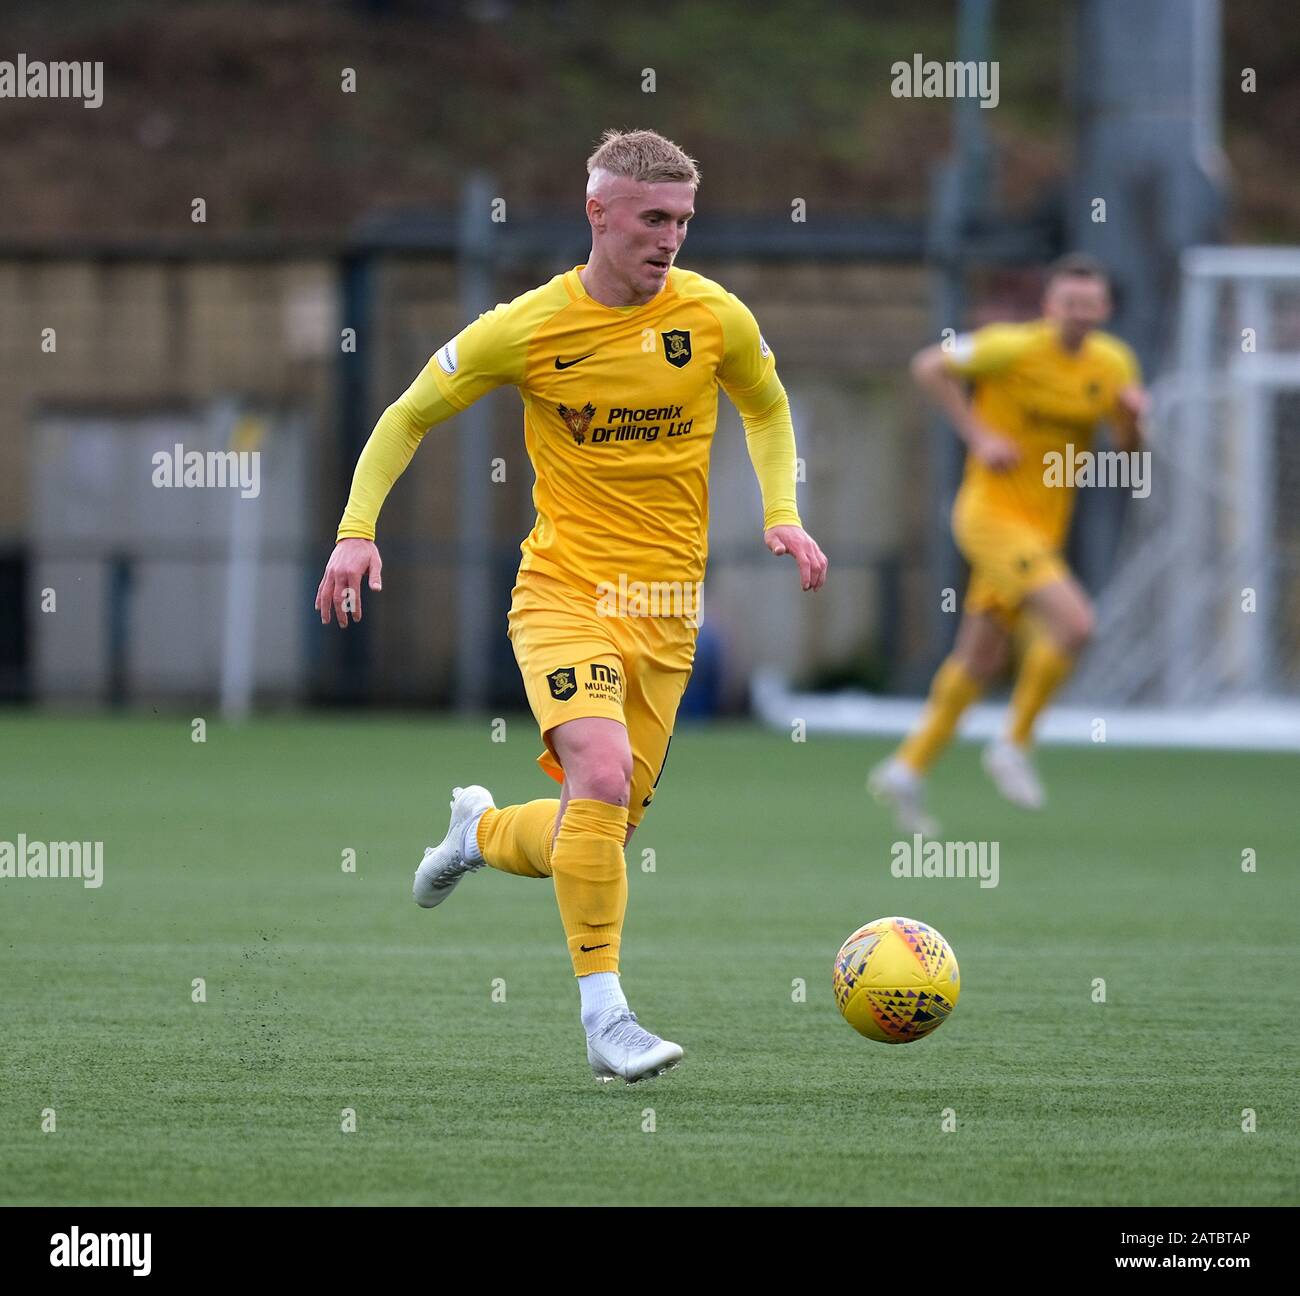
[1072,244,1300,708]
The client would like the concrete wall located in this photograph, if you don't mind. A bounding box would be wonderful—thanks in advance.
[0,255,935,706]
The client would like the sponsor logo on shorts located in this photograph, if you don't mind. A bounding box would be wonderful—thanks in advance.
[546,667,578,701]
[585,662,623,703]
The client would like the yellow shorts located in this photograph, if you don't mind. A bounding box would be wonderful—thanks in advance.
[953,500,1069,625]
[507,569,697,826]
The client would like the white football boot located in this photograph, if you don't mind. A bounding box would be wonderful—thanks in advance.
[867,757,940,838]
[981,739,1045,809]
[587,1011,684,1084]
[412,785,495,909]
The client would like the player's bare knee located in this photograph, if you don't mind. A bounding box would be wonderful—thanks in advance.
[959,643,1004,683]
[1062,606,1094,654]
[985,641,1011,679]
[576,759,633,807]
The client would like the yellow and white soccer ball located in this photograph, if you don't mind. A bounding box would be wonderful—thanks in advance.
[833,916,960,1043]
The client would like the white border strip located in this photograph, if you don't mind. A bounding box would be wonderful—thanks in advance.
[751,671,1300,752]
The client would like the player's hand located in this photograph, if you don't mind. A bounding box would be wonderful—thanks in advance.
[970,429,1020,472]
[315,538,383,628]
[1115,384,1150,444]
[765,525,828,592]
[1116,385,1149,420]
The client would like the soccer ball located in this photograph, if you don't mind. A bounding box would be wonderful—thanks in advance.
[833,916,960,1044]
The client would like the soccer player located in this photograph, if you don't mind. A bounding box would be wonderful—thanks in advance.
[870,254,1147,835]
[315,129,827,1083]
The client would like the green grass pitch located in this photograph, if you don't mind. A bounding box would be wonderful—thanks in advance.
[1,711,1296,1206]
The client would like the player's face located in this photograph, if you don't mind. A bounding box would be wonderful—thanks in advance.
[600,179,695,296]
[1044,275,1111,345]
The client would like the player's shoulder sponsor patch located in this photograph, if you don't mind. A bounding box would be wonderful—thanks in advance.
[435,338,458,375]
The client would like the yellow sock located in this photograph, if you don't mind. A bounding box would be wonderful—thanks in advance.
[896,656,985,773]
[551,799,628,976]
[1007,637,1074,746]
[477,799,558,879]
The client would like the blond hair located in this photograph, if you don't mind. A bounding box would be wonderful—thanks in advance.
[586,129,701,188]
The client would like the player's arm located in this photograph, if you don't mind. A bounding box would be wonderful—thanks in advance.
[1110,385,1148,453]
[717,299,827,592]
[1107,340,1148,453]
[316,311,518,628]
[910,332,1021,471]
[733,375,827,592]
[315,366,460,627]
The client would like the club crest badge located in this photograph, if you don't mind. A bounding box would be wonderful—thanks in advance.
[547,667,578,701]
[662,329,692,368]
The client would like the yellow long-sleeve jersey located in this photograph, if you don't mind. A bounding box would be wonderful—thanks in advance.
[945,318,1141,543]
[337,263,803,595]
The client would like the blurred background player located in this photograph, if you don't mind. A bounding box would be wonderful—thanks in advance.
[315,129,827,1082]
[870,255,1148,835]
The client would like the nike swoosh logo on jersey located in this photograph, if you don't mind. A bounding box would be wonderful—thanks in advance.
[555,353,596,370]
